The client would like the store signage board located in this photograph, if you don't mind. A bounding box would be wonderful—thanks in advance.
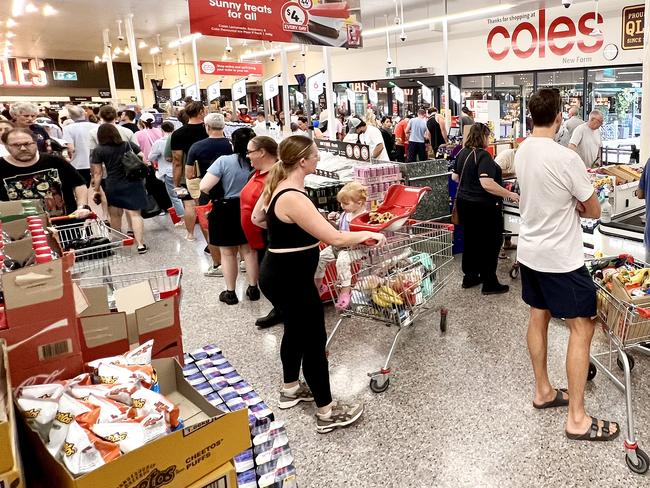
[207,81,221,101]
[232,77,247,101]
[69,96,92,102]
[98,89,112,98]
[345,88,355,103]
[53,70,78,81]
[295,91,304,104]
[188,0,363,48]
[421,85,432,104]
[622,5,644,50]
[0,58,48,87]
[315,139,371,162]
[263,75,280,99]
[185,84,200,101]
[393,86,404,104]
[308,71,325,102]
[200,59,263,77]
[385,66,398,78]
[368,87,378,105]
[449,83,460,104]
[170,85,183,102]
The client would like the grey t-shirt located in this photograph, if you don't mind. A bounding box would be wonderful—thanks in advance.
[407,117,428,143]
[88,123,135,152]
[569,123,602,168]
[63,121,97,170]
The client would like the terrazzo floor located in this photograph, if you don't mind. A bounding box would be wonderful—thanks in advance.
[119,216,650,488]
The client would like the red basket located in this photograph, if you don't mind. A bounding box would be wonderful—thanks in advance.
[350,184,431,232]
[196,201,212,232]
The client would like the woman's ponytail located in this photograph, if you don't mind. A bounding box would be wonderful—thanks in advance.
[261,135,314,207]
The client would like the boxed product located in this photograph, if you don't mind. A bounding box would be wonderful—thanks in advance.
[18,357,251,488]
[76,276,183,363]
[0,199,45,223]
[186,461,237,488]
[0,253,84,386]
[0,340,25,488]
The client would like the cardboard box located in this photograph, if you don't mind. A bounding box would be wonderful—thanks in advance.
[186,461,236,488]
[0,200,45,223]
[0,254,83,386]
[21,358,251,488]
[610,275,650,306]
[77,279,183,364]
[0,340,25,488]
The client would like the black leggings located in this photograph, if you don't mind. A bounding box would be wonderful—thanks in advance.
[457,198,503,288]
[259,246,332,408]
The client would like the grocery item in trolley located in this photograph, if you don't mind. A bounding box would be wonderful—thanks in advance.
[14,341,183,476]
[350,184,431,232]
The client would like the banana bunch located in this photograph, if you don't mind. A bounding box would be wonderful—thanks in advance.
[372,285,404,308]
[592,177,612,189]
[616,268,650,288]
[369,212,395,224]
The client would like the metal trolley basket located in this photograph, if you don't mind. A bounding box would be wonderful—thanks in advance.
[325,221,455,393]
[587,257,650,474]
[72,267,183,302]
[51,216,135,276]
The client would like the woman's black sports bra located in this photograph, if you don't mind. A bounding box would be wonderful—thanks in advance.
[266,188,320,250]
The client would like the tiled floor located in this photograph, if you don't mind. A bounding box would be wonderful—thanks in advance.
[125,216,650,487]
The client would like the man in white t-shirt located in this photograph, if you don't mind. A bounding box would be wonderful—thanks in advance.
[348,116,389,161]
[515,89,619,443]
[569,110,603,168]
[88,105,135,152]
[62,105,97,186]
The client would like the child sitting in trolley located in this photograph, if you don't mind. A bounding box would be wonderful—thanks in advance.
[315,181,368,310]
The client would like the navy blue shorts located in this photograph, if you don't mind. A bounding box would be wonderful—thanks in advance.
[520,264,597,319]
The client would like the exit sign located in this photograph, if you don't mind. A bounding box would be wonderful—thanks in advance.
[386,67,398,78]
[53,71,78,81]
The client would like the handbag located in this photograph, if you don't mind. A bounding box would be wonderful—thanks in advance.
[121,143,148,181]
[141,193,161,219]
[450,149,476,225]
[186,160,202,200]
[196,201,213,232]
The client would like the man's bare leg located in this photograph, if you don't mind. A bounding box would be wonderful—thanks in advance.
[527,307,566,405]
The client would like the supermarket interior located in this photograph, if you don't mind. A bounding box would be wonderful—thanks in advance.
[3,0,650,487]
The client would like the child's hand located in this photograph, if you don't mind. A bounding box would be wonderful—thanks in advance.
[327,212,338,221]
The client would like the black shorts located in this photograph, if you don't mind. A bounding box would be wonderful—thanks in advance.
[520,263,597,319]
[208,198,247,247]
[77,168,91,187]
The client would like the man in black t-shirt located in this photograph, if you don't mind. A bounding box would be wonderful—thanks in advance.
[0,128,89,217]
[170,101,208,240]
[120,110,140,133]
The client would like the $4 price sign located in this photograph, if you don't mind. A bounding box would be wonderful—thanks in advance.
[282,2,309,33]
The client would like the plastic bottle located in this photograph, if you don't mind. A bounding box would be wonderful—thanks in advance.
[600,190,612,224]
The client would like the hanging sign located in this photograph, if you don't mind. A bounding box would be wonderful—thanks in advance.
[231,77,247,101]
[345,88,355,103]
[170,85,183,102]
[393,86,404,104]
[449,83,461,104]
[185,84,200,101]
[622,5,645,50]
[295,91,304,104]
[368,87,378,105]
[421,85,432,104]
[200,59,264,77]
[0,58,48,87]
[263,75,280,99]
[308,71,325,101]
[207,81,221,101]
[188,0,363,48]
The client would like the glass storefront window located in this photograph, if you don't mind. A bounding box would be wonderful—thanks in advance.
[461,75,493,106]
[495,73,533,139]
[587,66,642,147]
[537,69,585,124]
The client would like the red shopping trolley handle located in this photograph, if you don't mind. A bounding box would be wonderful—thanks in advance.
[49,212,98,223]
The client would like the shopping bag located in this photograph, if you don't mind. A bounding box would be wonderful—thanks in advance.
[141,194,161,219]
[196,201,213,232]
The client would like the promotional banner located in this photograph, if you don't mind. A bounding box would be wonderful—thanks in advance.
[449,83,461,104]
[308,71,325,102]
[200,59,263,77]
[170,85,183,102]
[207,81,221,101]
[368,87,378,105]
[393,86,404,104]
[345,88,355,103]
[185,84,200,101]
[232,77,247,101]
[188,0,363,48]
[295,91,304,104]
[263,75,280,99]
[421,85,432,104]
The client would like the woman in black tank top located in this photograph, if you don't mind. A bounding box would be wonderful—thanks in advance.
[253,136,384,434]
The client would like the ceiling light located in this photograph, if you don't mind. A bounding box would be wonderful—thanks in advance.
[12,0,26,17]
[138,39,147,49]
[240,44,300,60]
[42,4,57,16]
[172,59,177,65]
[124,47,130,55]
[6,19,17,28]
[165,59,171,65]
[6,32,15,39]
[168,33,202,49]
[364,4,515,37]
[25,2,38,14]
[114,46,122,55]
[94,56,101,63]
[149,46,161,55]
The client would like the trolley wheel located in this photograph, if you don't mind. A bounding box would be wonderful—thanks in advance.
[626,448,650,475]
[617,353,636,372]
[509,265,520,280]
[369,376,390,394]
[587,362,597,381]
[439,309,448,333]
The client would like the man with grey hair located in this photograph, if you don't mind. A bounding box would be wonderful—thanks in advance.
[569,109,603,168]
[9,102,51,153]
[565,106,584,137]
[62,105,97,185]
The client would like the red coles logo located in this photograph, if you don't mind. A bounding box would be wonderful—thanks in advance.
[487,9,604,60]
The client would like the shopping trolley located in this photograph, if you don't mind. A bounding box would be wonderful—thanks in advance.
[325,221,455,393]
[50,214,135,276]
[586,256,650,474]
[72,267,183,300]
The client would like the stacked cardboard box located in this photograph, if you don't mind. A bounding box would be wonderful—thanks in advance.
[0,340,24,488]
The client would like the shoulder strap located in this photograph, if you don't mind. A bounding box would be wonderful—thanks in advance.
[456,149,475,188]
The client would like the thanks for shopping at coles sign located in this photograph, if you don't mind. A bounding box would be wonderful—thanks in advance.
[188,0,363,48]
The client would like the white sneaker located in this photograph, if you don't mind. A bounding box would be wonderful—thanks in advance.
[204,266,223,277]
[185,232,197,241]
[239,261,246,272]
